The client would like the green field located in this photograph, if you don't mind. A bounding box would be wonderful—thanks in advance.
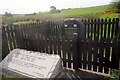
[2,4,119,24]
[45,5,111,16]
[34,4,119,18]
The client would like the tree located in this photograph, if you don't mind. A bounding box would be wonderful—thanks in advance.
[111,1,120,10]
[4,12,12,17]
[50,6,57,13]
[110,1,120,13]
[50,6,60,13]
[50,6,57,10]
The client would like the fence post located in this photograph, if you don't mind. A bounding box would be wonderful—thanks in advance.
[119,59,120,80]
[2,26,9,59]
[111,18,119,69]
[118,20,120,80]
[76,20,86,69]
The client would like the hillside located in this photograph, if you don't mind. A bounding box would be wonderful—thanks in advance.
[54,5,112,16]
[26,4,119,19]
[2,4,119,24]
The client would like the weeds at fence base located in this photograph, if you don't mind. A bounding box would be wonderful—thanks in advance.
[104,69,118,80]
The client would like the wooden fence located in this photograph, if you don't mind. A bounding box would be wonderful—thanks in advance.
[2,18,120,75]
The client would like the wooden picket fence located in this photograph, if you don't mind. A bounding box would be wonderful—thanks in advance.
[2,18,120,75]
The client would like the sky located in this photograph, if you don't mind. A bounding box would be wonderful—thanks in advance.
[0,0,115,14]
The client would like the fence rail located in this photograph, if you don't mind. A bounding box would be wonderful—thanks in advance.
[2,18,120,75]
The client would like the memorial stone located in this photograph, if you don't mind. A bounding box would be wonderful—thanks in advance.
[0,49,62,79]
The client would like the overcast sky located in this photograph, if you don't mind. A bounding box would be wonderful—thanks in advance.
[0,0,115,14]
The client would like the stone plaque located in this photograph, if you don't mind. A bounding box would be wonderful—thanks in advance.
[0,49,62,78]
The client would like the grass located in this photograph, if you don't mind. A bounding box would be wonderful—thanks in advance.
[2,4,119,25]
[34,4,119,18]
[36,5,112,16]
[104,69,119,80]
[59,5,111,16]
[100,13,119,18]
[1,75,19,80]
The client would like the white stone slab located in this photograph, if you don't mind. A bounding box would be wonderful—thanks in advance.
[0,49,62,78]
